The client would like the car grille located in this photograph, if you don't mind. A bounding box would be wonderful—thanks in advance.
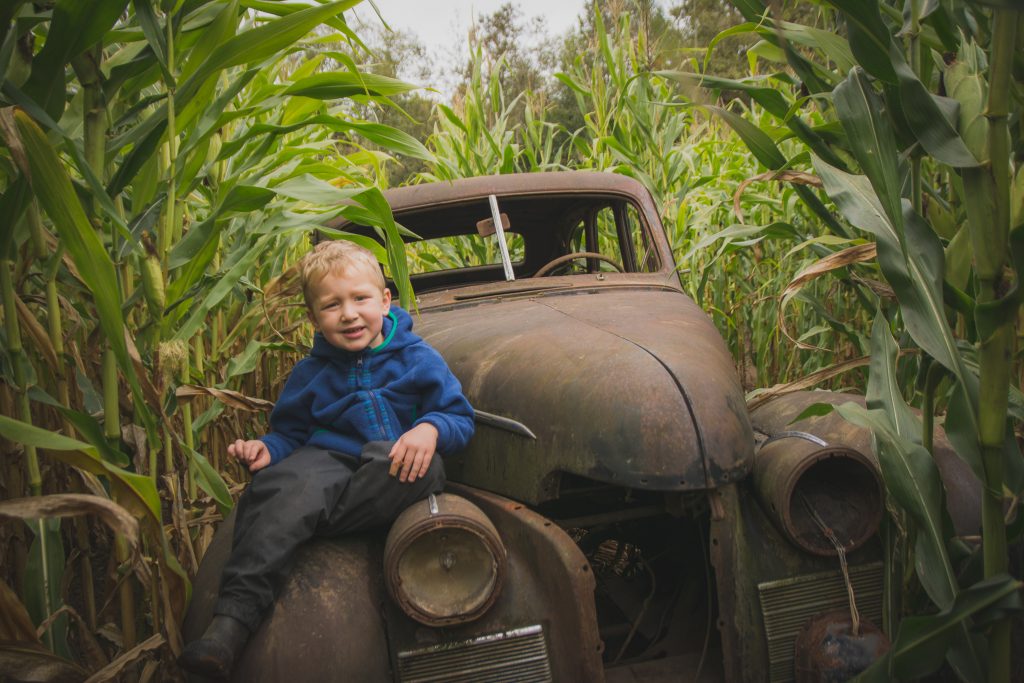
[758,562,884,683]
[396,624,553,683]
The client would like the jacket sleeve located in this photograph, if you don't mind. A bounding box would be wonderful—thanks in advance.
[410,346,475,456]
[259,358,318,464]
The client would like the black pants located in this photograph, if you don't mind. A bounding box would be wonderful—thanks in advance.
[213,441,445,631]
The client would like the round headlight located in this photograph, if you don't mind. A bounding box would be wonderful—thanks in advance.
[754,434,883,556]
[384,493,507,626]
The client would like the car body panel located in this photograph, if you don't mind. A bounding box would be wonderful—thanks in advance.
[416,287,752,503]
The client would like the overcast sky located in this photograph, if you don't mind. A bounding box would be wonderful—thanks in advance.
[349,0,591,94]
[364,0,588,51]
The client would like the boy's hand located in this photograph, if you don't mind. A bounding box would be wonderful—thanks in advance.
[389,423,439,483]
[228,439,271,473]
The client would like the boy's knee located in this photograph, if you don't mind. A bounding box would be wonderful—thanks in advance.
[420,456,446,493]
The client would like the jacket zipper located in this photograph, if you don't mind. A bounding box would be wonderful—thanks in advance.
[358,353,389,440]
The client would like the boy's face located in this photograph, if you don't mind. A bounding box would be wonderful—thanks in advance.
[306,267,391,352]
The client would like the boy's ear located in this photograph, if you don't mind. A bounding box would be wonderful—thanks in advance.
[382,287,392,313]
[306,308,320,329]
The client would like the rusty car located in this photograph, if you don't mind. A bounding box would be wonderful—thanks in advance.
[183,171,980,682]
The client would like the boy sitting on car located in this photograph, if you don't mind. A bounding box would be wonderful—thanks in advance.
[180,240,475,679]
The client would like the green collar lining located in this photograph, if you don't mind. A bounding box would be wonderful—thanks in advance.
[370,311,398,354]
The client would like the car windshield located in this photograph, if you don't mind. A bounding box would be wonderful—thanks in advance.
[375,193,662,293]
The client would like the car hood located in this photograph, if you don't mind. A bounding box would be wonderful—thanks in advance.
[416,286,753,503]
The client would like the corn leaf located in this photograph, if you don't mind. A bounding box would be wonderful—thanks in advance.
[348,186,412,309]
[12,111,158,441]
[283,71,418,99]
[836,401,958,609]
[132,0,173,85]
[185,448,232,517]
[0,494,139,549]
[825,0,898,84]
[833,68,905,241]
[890,44,978,167]
[21,0,130,118]
[854,575,1022,682]
[704,105,787,170]
[174,0,357,107]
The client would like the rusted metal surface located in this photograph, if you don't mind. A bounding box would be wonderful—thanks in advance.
[415,288,753,503]
[383,493,507,626]
[761,564,885,682]
[711,466,887,681]
[794,612,889,683]
[749,391,982,537]
[184,510,392,681]
[753,436,883,556]
[386,482,605,683]
[185,483,602,682]
[396,625,553,682]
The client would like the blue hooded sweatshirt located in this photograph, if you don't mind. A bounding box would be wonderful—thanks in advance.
[259,306,474,465]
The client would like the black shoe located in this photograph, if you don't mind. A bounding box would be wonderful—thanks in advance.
[179,615,250,680]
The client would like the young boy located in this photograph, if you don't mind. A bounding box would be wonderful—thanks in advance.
[180,240,475,679]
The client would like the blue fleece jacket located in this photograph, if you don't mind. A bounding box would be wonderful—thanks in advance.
[259,306,474,465]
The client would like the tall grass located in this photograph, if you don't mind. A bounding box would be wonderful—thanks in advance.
[0,1,427,674]
[418,10,871,392]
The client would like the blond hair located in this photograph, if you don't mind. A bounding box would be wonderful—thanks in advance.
[300,240,386,309]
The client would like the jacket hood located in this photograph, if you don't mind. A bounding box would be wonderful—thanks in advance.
[309,306,419,360]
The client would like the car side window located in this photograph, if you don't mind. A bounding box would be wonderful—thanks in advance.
[594,207,624,270]
[626,204,659,273]
[566,204,657,274]
[566,206,625,273]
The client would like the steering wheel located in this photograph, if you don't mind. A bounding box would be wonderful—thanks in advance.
[534,251,624,277]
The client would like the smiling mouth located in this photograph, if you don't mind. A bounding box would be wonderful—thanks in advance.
[341,326,366,337]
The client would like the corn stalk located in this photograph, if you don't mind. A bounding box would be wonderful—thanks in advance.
[688,0,1024,679]
[0,0,428,674]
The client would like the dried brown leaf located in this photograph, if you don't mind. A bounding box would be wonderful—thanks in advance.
[262,264,301,301]
[124,329,162,413]
[14,294,59,367]
[733,170,823,222]
[65,606,108,671]
[0,580,39,643]
[0,641,88,683]
[0,495,139,551]
[778,243,878,351]
[781,243,878,300]
[121,424,149,475]
[746,355,873,411]
[33,605,107,671]
[176,384,274,412]
[82,633,164,683]
[0,107,29,177]
[137,659,159,683]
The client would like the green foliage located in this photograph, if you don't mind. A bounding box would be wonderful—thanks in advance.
[0,0,426,673]
[689,0,1024,679]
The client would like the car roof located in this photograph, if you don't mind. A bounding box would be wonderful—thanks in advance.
[373,171,655,214]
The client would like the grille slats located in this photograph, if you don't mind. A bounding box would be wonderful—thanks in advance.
[758,562,885,683]
[397,625,553,683]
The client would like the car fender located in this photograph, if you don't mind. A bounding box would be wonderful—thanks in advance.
[182,507,392,682]
[183,484,603,682]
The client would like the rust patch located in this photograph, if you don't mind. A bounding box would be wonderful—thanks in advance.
[794,612,889,683]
